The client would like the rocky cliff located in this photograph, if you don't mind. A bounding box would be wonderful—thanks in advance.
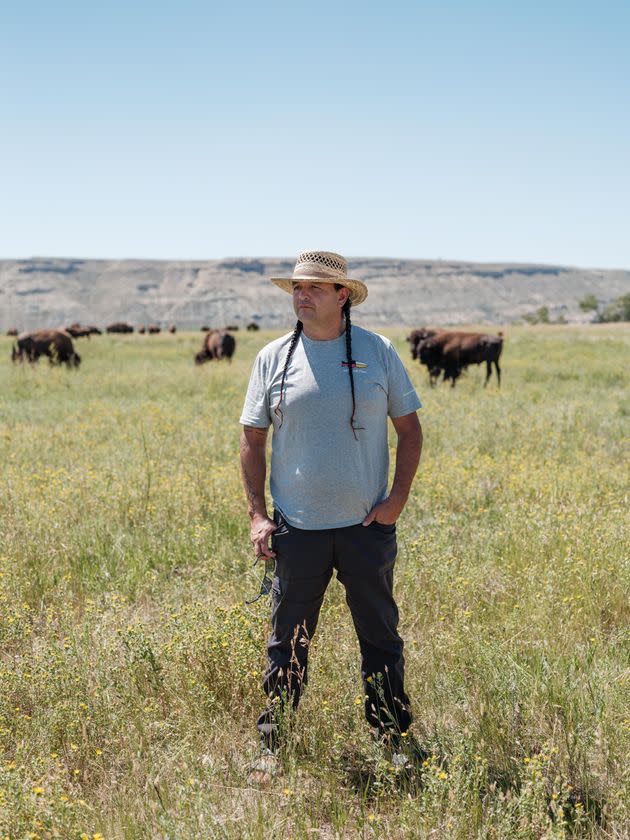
[1,257,628,331]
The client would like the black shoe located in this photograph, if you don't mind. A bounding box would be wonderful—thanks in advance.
[258,722,280,753]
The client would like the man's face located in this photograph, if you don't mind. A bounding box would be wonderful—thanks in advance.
[292,282,348,327]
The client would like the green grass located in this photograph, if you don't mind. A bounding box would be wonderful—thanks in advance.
[1,324,629,838]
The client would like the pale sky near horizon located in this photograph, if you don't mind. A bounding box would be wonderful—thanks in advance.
[1,0,629,269]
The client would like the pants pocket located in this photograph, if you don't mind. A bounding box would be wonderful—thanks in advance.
[370,520,397,535]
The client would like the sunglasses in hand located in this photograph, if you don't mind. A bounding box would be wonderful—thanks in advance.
[245,555,277,605]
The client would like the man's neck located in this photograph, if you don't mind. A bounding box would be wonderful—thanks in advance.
[301,317,346,341]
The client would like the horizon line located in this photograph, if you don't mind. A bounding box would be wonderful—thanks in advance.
[1,255,628,273]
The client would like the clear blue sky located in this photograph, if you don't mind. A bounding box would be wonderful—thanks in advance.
[1,0,628,267]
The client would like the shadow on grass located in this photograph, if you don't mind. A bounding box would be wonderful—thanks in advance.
[338,746,427,800]
[339,748,605,831]
[483,761,605,833]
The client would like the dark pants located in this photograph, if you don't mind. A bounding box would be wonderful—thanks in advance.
[257,510,412,747]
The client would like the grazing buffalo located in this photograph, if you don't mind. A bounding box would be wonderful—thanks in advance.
[66,323,102,338]
[200,326,211,332]
[6,328,18,337]
[168,324,177,334]
[195,330,236,364]
[106,322,134,334]
[12,329,81,367]
[138,326,146,334]
[418,331,503,388]
[225,324,239,332]
[246,322,260,331]
[148,324,161,334]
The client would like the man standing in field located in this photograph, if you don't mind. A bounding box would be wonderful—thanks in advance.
[239,250,423,772]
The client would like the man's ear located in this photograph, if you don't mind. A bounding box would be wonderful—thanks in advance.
[338,287,350,307]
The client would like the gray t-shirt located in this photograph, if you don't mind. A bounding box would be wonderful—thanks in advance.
[239,324,422,529]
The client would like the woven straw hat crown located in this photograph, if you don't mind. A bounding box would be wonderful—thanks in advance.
[271,250,368,306]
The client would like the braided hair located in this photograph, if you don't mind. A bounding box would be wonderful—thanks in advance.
[273,319,303,428]
[273,286,362,439]
[342,297,364,440]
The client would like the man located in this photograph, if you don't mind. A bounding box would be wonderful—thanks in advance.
[239,250,423,771]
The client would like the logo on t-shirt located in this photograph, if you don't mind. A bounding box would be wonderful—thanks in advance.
[341,360,368,370]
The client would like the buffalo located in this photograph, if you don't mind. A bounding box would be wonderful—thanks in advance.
[106,322,134,334]
[246,322,260,331]
[418,331,503,388]
[12,329,81,367]
[406,328,442,360]
[195,330,236,364]
[66,323,102,338]
[225,324,239,332]
[168,324,177,334]
[147,324,161,334]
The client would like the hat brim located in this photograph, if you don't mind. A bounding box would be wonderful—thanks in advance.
[270,276,368,306]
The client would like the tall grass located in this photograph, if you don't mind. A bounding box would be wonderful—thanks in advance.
[0,324,628,838]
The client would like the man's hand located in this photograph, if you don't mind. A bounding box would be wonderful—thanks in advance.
[362,496,404,526]
[362,412,422,527]
[250,513,277,558]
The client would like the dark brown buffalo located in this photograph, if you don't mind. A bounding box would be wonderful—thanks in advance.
[106,322,134,334]
[168,324,177,334]
[66,323,102,338]
[138,326,146,334]
[147,324,161,334]
[225,324,239,331]
[246,322,260,331]
[12,329,81,367]
[6,328,18,337]
[195,330,236,364]
[200,326,211,332]
[418,330,503,387]
[406,328,442,360]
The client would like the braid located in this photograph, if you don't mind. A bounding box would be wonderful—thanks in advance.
[273,320,303,427]
[343,298,363,440]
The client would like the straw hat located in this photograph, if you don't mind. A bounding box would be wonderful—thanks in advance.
[271,250,368,306]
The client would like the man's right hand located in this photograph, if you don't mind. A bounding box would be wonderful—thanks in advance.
[250,513,277,559]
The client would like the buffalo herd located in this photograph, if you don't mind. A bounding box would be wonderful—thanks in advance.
[9,324,241,368]
[8,321,504,387]
[407,328,503,387]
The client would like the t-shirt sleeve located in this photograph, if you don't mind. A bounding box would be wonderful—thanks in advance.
[239,352,271,427]
[385,342,422,418]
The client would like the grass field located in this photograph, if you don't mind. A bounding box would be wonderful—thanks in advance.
[1,324,629,839]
